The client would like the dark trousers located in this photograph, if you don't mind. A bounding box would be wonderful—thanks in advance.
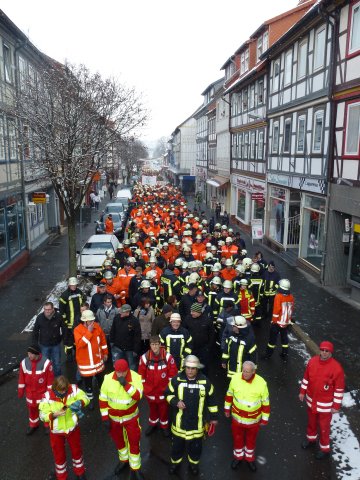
[82,371,105,400]
[267,324,289,353]
[171,434,202,465]
[262,295,275,319]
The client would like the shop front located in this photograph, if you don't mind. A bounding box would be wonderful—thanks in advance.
[231,174,265,232]
[299,194,326,270]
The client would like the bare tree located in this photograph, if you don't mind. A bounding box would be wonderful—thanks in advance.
[152,136,168,159]
[116,137,148,185]
[15,61,148,275]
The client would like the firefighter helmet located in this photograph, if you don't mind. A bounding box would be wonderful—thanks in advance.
[211,277,222,286]
[250,263,261,273]
[103,271,114,280]
[140,280,151,289]
[223,280,233,289]
[279,278,291,290]
[225,258,233,266]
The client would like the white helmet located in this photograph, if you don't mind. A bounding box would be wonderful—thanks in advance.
[169,312,181,323]
[140,280,151,288]
[225,237,232,243]
[68,277,78,286]
[117,243,124,249]
[240,278,249,286]
[221,225,228,230]
[187,272,200,285]
[279,278,291,290]
[149,256,157,263]
[231,315,247,328]
[242,257,253,268]
[223,280,233,289]
[184,354,204,369]
[225,258,233,267]
[251,263,261,273]
[124,239,130,246]
[211,264,221,272]
[196,260,203,268]
[241,249,248,256]
[188,261,198,269]
[182,261,189,270]
[105,249,113,256]
[236,264,245,274]
[210,245,217,252]
[103,271,114,280]
[146,271,157,280]
[211,277,222,286]
[174,258,183,267]
[81,310,95,322]
[104,260,112,267]
[107,252,115,259]
[205,252,213,260]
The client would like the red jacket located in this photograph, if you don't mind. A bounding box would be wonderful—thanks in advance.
[300,356,345,413]
[74,323,108,377]
[138,347,177,399]
[18,355,54,405]
[271,292,294,327]
[238,289,255,320]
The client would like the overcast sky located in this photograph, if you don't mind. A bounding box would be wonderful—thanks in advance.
[2,0,297,145]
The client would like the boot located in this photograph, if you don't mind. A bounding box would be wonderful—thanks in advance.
[132,470,145,480]
[169,464,179,475]
[162,427,170,438]
[26,426,39,436]
[247,461,257,472]
[231,459,241,470]
[279,350,288,362]
[114,461,128,474]
[188,464,199,476]
[301,439,315,449]
[76,475,87,480]
[261,348,273,360]
[145,424,157,436]
[315,450,330,460]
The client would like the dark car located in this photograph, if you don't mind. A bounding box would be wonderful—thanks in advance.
[95,212,124,239]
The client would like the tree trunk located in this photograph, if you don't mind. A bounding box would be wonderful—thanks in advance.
[67,214,77,277]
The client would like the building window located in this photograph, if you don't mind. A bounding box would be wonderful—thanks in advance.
[249,85,255,109]
[284,50,292,86]
[258,80,264,105]
[37,203,44,221]
[349,2,360,54]
[8,120,17,161]
[250,131,256,159]
[273,59,280,92]
[344,101,360,156]
[241,48,249,74]
[314,27,326,69]
[263,31,269,53]
[298,41,307,79]
[0,117,5,161]
[268,187,286,244]
[18,56,27,91]
[3,45,13,84]
[232,134,237,158]
[244,133,249,159]
[313,110,324,152]
[297,115,306,153]
[238,134,243,158]
[257,36,263,62]
[237,190,246,220]
[258,131,264,159]
[7,204,19,257]
[284,118,292,153]
[300,195,326,270]
[243,89,248,110]
[272,122,279,153]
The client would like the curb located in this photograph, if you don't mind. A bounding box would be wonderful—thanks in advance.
[290,323,320,357]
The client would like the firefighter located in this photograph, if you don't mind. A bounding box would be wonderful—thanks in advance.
[248,263,264,324]
[99,359,144,479]
[18,344,54,435]
[262,261,280,319]
[165,355,219,476]
[224,361,270,472]
[160,263,182,301]
[221,316,257,377]
[238,278,256,322]
[39,375,89,480]
[74,309,108,410]
[221,258,237,281]
[263,278,295,361]
[159,312,192,369]
[105,214,114,234]
[299,341,345,459]
[59,277,85,361]
[138,335,178,437]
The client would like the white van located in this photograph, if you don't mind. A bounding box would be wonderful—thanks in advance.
[116,188,132,200]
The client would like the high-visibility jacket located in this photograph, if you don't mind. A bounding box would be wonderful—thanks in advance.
[224,373,270,427]
[99,370,143,424]
[165,370,218,439]
[222,333,257,377]
[221,245,238,259]
[238,289,256,320]
[144,266,163,286]
[248,276,264,306]
[117,267,136,298]
[18,355,54,405]
[221,268,237,281]
[160,271,182,300]
[159,325,192,369]
[271,291,294,327]
[262,271,280,297]
[192,243,206,260]
[74,323,108,377]
[138,347,178,399]
[299,356,345,413]
[105,218,114,234]
[39,384,89,434]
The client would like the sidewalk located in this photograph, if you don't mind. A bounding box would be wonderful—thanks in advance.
[188,195,360,393]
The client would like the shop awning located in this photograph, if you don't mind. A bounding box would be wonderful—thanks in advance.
[206,175,230,188]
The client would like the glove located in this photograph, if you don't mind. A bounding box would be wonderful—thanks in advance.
[103,420,111,433]
[118,376,127,386]
[69,400,82,411]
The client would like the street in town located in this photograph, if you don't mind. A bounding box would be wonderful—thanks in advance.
[0,196,359,480]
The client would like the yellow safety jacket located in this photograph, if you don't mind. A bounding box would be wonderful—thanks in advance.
[224,373,270,426]
[99,370,143,423]
[39,385,89,434]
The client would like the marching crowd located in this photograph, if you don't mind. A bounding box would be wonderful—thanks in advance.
[19,183,345,480]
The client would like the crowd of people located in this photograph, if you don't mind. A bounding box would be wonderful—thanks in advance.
[19,183,345,480]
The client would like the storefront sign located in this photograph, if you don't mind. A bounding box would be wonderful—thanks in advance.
[32,192,46,204]
[251,219,263,240]
[251,193,264,201]
[231,174,265,193]
[141,175,157,186]
[267,173,327,195]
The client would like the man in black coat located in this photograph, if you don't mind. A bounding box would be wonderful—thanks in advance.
[32,302,66,377]
[178,283,197,318]
[110,304,141,370]
[90,283,116,313]
[182,303,214,375]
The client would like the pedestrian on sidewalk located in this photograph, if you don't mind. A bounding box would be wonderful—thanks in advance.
[32,302,66,377]
[299,341,345,459]
[224,361,270,472]
[138,335,177,437]
[99,359,144,480]
[215,202,221,221]
[18,344,54,435]
[74,310,108,410]
[93,191,101,211]
[39,375,89,480]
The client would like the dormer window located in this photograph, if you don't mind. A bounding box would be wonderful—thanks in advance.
[240,49,249,74]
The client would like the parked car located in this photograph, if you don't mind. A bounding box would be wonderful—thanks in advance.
[76,234,119,277]
[116,188,132,208]
[103,202,126,219]
[95,212,124,239]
